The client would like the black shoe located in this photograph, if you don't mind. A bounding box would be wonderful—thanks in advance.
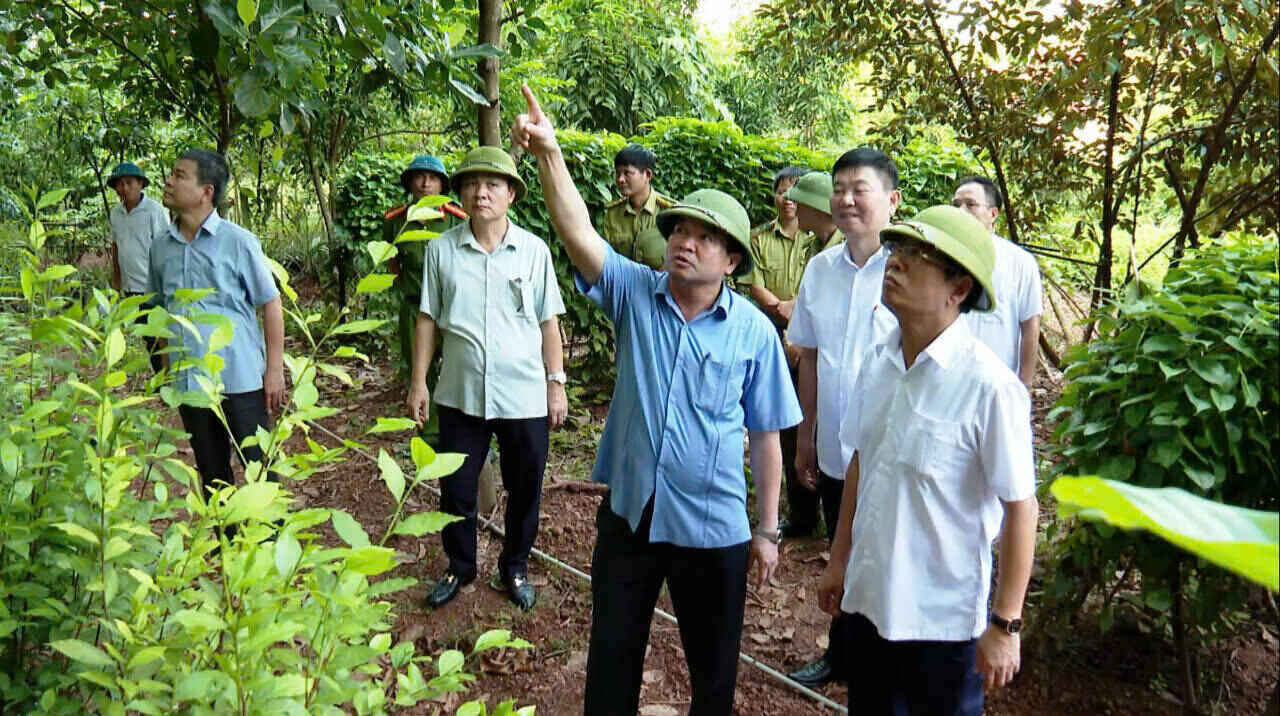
[779,519,817,539]
[426,572,473,608]
[498,573,537,610]
[788,655,835,687]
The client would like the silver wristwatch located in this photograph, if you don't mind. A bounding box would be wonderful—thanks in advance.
[546,371,567,384]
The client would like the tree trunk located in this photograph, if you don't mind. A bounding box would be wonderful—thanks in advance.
[477,0,502,147]
[1172,563,1201,715]
[1083,69,1122,342]
[304,132,342,306]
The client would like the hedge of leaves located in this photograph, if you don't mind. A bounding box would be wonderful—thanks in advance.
[1045,233,1278,636]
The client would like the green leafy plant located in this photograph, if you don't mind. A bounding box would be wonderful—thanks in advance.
[0,192,531,714]
[1044,233,1278,709]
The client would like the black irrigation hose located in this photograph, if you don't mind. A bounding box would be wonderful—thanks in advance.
[306,419,848,714]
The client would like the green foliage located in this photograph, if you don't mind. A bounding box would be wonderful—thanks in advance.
[1045,233,1278,638]
[548,0,727,135]
[1052,477,1278,592]
[0,195,529,713]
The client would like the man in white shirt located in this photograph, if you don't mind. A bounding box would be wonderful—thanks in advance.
[786,150,900,687]
[108,161,169,373]
[818,205,1039,714]
[407,146,568,612]
[952,176,1043,389]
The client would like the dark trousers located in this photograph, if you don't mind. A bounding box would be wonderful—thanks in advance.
[177,389,272,493]
[125,291,164,374]
[436,404,548,581]
[585,499,750,715]
[816,471,849,669]
[842,612,984,715]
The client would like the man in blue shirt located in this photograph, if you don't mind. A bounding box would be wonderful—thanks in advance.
[149,149,284,494]
[513,86,802,714]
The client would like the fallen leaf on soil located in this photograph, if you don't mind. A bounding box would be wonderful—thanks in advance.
[816,634,829,650]
[566,650,588,672]
[749,633,769,644]
[638,706,679,716]
[642,669,663,684]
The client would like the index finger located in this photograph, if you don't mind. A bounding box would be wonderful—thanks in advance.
[521,84,545,122]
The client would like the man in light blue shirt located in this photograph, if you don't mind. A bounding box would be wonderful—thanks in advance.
[107,161,169,373]
[149,149,284,494]
[514,86,801,715]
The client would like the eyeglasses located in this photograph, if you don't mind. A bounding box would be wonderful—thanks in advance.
[881,234,946,267]
[951,199,990,211]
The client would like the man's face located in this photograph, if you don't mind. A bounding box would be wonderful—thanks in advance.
[113,176,143,206]
[162,159,210,212]
[881,235,971,320]
[952,183,998,233]
[407,171,446,202]
[773,177,798,221]
[458,172,515,223]
[665,217,740,286]
[795,203,828,234]
[615,164,652,200]
[831,166,900,240]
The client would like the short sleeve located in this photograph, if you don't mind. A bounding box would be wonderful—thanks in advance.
[741,323,803,432]
[741,234,766,288]
[242,235,281,308]
[535,243,566,322]
[786,256,820,348]
[1018,252,1044,322]
[981,378,1036,502]
[574,246,649,325]
[419,240,442,318]
[152,207,170,243]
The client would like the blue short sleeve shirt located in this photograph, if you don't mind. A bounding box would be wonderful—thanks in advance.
[577,248,802,548]
[148,211,280,395]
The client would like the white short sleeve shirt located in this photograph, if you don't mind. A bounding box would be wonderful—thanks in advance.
[787,243,897,478]
[838,318,1035,641]
[420,220,565,420]
[964,234,1043,374]
[111,194,169,293]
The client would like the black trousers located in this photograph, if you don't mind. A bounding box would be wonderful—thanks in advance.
[585,499,750,716]
[177,389,272,493]
[842,612,983,715]
[815,471,849,669]
[436,404,548,581]
[124,291,164,374]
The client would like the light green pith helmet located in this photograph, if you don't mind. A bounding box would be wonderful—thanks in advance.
[655,189,754,276]
[880,205,997,313]
[450,146,527,201]
[785,171,832,215]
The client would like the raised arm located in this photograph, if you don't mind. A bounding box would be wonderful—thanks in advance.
[511,85,607,284]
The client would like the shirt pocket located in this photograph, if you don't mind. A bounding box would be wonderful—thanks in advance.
[695,355,746,417]
[508,276,535,319]
[900,411,971,483]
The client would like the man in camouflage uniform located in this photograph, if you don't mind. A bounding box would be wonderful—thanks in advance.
[739,166,822,538]
[597,143,676,270]
[384,154,465,375]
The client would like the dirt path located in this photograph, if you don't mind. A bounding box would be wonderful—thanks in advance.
[271,346,1276,715]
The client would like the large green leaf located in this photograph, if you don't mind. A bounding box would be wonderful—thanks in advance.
[1052,476,1279,591]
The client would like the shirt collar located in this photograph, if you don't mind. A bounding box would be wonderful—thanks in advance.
[918,316,970,371]
[628,191,660,216]
[458,218,520,251]
[839,241,886,270]
[653,274,732,321]
[166,209,221,245]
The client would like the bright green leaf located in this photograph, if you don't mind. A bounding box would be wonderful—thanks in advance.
[331,509,370,548]
[366,417,417,434]
[50,639,113,667]
[437,649,464,675]
[237,0,258,26]
[410,437,435,470]
[378,449,405,502]
[392,511,462,537]
[105,327,125,368]
[357,274,395,295]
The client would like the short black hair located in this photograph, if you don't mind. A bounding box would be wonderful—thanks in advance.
[772,166,808,192]
[178,149,230,208]
[614,143,656,172]
[832,147,898,191]
[938,256,985,313]
[955,175,1003,210]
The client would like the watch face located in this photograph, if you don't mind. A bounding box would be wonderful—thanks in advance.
[1007,619,1023,634]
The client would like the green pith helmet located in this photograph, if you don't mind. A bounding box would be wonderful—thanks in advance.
[400,154,449,192]
[881,205,996,312]
[107,162,149,189]
[450,146,526,202]
[656,189,753,277]
[785,171,832,215]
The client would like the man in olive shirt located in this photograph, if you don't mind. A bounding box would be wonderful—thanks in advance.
[384,154,465,376]
[598,143,676,269]
[741,166,820,537]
